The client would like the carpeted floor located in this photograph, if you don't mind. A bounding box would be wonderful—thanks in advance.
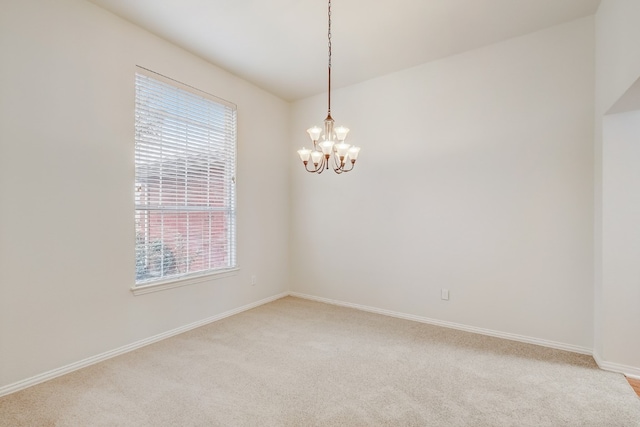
[1,296,639,426]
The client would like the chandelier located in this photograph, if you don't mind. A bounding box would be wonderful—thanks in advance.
[297,0,360,174]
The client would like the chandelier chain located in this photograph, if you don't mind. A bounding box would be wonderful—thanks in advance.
[328,0,332,71]
[327,0,332,116]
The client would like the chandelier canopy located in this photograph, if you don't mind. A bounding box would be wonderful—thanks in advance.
[297,0,360,174]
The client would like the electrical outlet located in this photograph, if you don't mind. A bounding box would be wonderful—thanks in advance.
[441,289,449,300]
[251,275,257,286]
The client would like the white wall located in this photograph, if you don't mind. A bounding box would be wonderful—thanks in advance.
[600,111,640,370]
[0,0,290,389]
[594,0,640,375]
[291,17,595,350]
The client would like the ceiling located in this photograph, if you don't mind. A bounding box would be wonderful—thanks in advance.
[88,0,601,101]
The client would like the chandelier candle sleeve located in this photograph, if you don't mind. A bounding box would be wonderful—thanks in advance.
[296,0,361,175]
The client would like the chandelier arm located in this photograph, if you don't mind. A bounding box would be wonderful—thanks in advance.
[331,160,344,174]
[304,163,318,173]
[304,157,323,173]
[334,160,355,174]
[331,153,343,170]
[308,155,326,174]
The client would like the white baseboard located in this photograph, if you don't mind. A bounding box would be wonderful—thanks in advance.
[593,351,640,379]
[0,292,289,398]
[289,292,593,356]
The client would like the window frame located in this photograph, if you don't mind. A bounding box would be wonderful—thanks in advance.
[132,66,238,295]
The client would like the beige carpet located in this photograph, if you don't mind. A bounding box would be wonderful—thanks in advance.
[1,296,639,426]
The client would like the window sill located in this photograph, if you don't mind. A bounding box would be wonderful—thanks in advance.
[131,268,239,296]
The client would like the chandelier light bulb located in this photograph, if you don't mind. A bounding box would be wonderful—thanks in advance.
[310,151,323,165]
[335,142,350,159]
[319,140,335,156]
[297,148,311,163]
[334,126,349,141]
[347,146,361,161]
[307,127,322,142]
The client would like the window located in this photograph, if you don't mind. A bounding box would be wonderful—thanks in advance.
[134,68,237,289]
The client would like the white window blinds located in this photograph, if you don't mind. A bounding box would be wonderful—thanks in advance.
[134,68,237,286]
